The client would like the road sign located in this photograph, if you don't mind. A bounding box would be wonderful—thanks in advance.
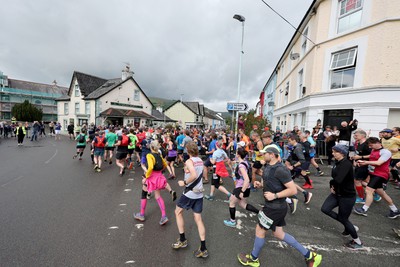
[227,102,248,111]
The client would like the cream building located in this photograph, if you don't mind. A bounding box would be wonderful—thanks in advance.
[164,101,205,129]
[57,67,154,130]
[268,0,400,136]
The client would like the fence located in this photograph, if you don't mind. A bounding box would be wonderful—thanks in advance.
[315,140,328,164]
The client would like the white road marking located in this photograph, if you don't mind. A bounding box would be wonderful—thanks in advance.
[125,260,135,264]
[268,240,400,256]
[1,176,24,187]
[366,235,400,245]
[109,226,119,229]
[236,219,243,230]
[313,226,322,230]
[235,211,248,218]
[119,203,127,206]
[128,178,134,181]
[124,189,132,192]
[135,224,144,229]
[44,149,58,164]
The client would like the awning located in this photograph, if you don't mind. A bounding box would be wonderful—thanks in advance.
[100,108,156,119]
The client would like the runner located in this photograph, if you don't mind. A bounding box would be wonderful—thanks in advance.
[354,137,400,219]
[105,127,117,164]
[224,147,259,228]
[204,140,232,201]
[127,128,138,170]
[172,141,208,258]
[304,130,324,176]
[321,144,363,250]
[67,122,74,139]
[381,128,400,186]
[202,133,217,184]
[15,122,26,146]
[115,129,131,176]
[237,146,322,267]
[134,140,169,225]
[73,130,88,160]
[175,130,185,166]
[166,135,177,179]
[55,122,62,141]
[92,130,106,172]
[250,132,264,185]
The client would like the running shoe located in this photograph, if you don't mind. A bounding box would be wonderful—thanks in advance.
[237,253,260,267]
[171,191,177,202]
[202,179,209,184]
[344,240,364,250]
[109,160,112,165]
[79,157,82,160]
[355,197,365,204]
[96,168,101,173]
[318,171,324,176]
[288,198,298,214]
[353,207,368,217]
[373,193,382,202]
[147,192,152,200]
[395,182,400,189]
[303,184,314,189]
[134,213,145,222]
[194,247,209,258]
[393,228,400,237]
[172,238,188,249]
[204,195,214,201]
[223,219,237,228]
[128,162,134,170]
[387,210,400,219]
[305,251,322,267]
[159,216,169,225]
[341,225,359,236]
[306,170,311,175]
[304,191,313,204]
[94,164,98,170]
[73,155,77,159]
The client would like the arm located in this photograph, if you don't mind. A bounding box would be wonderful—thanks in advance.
[239,165,250,193]
[333,161,352,185]
[178,159,196,187]
[359,150,391,166]
[145,154,155,178]
[264,180,297,201]
[293,147,306,166]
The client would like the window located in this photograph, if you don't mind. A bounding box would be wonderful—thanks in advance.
[281,64,285,81]
[284,82,289,105]
[330,48,357,89]
[75,102,80,114]
[301,28,308,56]
[85,102,90,115]
[300,112,306,132]
[134,89,140,101]
[338,0,363,33]
[1,94,10,101]
[64,103,69,115]
[34,99,42,105]
[74,84,80,97]
[297,69,304,98]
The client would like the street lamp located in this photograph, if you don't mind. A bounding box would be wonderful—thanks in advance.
[233,14,245,141]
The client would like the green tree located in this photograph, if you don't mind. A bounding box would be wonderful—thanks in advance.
[244,109,271,136]
[11,100,43,122]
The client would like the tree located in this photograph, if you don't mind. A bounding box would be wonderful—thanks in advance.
[244,109,271,136]
[11,100,43,122]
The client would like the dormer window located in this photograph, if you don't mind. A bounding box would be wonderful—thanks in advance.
[74,84,80,97]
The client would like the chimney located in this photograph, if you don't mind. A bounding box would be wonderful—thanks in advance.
[122,64,134,81]
[52,80,57,86]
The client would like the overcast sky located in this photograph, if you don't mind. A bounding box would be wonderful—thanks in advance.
[0,0,312,111]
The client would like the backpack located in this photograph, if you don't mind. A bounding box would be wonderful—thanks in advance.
[78,134,85,143]
[235,161,252,180]
[121,135,129,146]
[95,136,106,148]
[152,153,164,171]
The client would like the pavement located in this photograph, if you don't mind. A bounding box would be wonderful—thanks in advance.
[0,135,399,267]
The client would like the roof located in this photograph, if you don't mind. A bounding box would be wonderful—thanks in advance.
[149,96,177,110]
[100,108,156,119]
[151,109,177,122]
[204,107,224,121]
[184,101,200,114]
[84,78,122,99]
[67,71,108,97]
[7,79,68,96]
[55,95,71,101]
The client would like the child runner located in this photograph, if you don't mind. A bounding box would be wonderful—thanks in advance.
[134,140,169,225]
[73,130,88,160]
[93,130,106,172]
[105,127,117,164]
[224,147,259,227]
[204,140,231,201]
[172,141,208,258]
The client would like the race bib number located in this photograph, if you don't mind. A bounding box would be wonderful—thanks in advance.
[368,165,375,172]
[258,211,274,229]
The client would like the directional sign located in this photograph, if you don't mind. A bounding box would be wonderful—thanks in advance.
[227,102,248,111]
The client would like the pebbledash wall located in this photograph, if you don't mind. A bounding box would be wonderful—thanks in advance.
[268,0,400,136]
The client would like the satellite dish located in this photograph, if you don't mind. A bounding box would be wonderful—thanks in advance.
[290,52,300,60]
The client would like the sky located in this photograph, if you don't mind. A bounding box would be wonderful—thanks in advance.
[0,0,313,112]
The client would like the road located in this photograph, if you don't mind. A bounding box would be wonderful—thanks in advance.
[0,136,399,267]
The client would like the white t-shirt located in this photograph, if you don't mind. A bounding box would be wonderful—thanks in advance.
[183,157,204,199]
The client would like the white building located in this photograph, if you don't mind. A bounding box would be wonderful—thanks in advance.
[56,67,154,130]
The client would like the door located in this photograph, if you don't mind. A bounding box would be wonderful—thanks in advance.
[323,109,353,128]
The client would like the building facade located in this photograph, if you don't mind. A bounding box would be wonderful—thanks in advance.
[164,101,205,129]
[267,0,400,136]
[0,71,67,122]
[56,68,154,130]
[261,73,277,125]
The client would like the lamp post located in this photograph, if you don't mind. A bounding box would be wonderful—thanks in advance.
[233,14,245,141]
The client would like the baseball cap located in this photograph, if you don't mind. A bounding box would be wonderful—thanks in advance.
[259,144,280,155]
[238,141,246,147]
[380,128,393,133]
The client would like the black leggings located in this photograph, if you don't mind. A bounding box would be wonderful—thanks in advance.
[326,141,335,165]
[321,193,357,239]
[17,134,25,144]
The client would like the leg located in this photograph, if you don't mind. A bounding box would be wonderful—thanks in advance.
[175,207,185,236]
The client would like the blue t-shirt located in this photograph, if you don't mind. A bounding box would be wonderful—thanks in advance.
[208,140,217,159]
[176,134,185,150]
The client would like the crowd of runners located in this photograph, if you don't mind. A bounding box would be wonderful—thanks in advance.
[3,119,400,266]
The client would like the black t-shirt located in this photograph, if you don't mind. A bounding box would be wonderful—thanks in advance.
[330,158,356,197]
[300,141,311,161]
[262,163,292,208]
[355,141,371,156]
